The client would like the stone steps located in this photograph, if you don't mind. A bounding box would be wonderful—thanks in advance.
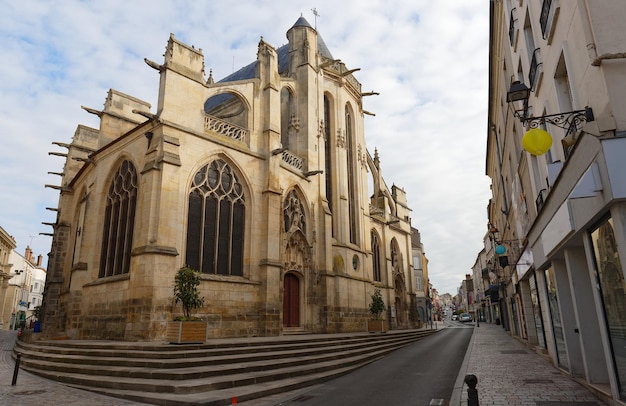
[15,329,437,405]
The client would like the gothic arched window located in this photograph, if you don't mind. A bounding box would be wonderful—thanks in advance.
[324,95,333,215]
[186,159,245,276]
[281,87,295,149]
[99,160,138,278]
[371,230,382,282]
[345,105,358,244]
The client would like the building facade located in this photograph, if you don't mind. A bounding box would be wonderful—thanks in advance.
[470,247,488,323]
[411,227,429,327]
[0,226,17,329]
[1,247,45,330]
[41,17,420,341]
[487,1,626,403]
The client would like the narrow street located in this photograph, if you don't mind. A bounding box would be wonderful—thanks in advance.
[242,321,474,406]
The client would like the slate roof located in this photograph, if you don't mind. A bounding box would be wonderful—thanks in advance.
[217,16,334,83]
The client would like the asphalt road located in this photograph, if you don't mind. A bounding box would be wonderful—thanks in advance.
[270,323,474,406]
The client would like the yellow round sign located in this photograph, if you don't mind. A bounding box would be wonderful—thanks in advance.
[522,128,552,155]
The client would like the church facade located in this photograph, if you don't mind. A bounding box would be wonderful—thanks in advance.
[41,17,420,341]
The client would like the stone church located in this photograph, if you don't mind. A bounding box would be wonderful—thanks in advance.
[41,16,420,340]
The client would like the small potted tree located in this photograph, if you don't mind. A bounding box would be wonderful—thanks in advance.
[367,289,389,333]
[167,266,207,344]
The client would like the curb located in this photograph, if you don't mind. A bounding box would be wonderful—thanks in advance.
[450,325,475,406]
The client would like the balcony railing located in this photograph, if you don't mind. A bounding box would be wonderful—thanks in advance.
[540,0,553,37]
[204,115,249,145]
[279,149,304,170]
[529,48,541,90]
[536,188,547,212]
[508,9,517,46]
[482,268,490,279]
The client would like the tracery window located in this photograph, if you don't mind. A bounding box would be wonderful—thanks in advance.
[324,96,333,215]
[186,159,245,276]
[346,105,358,244]
[99,160,138,278]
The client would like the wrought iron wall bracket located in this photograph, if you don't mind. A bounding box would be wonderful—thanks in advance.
[519,107,594,132]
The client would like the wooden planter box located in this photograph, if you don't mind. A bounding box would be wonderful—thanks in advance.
[167,321,208,344]
[366,320,389,333]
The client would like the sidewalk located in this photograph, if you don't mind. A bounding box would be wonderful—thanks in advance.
[451,322,607,406]
[0,330,150,406]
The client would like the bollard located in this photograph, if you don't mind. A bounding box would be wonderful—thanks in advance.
[464,374,479,406]
[12,353,21,386]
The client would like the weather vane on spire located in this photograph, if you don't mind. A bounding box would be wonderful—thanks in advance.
[311,8,320,29]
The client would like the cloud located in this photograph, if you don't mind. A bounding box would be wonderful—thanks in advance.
[0,0,490,295]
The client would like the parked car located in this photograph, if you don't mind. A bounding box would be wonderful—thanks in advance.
[451,314,459,321]
[460,313,472,322]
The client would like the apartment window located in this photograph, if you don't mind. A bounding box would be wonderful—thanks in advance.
[508,8,517,47]
[523,11,536,64]
[99,160,138,278]
[523,9,542,92]
[540,0,553,38]
[185,159,245,276]
[415,268,424,292]
[540,0,551,32]
[529,48,542,91]
[540,0,560,44]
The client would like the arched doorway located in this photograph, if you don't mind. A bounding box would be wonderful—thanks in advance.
[394,275,407,325]
[283,273,300,327]
[391,238,407,327]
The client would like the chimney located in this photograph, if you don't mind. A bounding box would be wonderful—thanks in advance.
[37,254,43,267]
[25,246,33,264]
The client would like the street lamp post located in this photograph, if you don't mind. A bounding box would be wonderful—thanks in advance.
[14,270,27,330]
[476,288,480,327]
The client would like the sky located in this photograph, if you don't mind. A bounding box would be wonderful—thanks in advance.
[0,0,491,295]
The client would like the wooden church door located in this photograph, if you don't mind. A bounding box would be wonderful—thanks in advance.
[283,273,300,327]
